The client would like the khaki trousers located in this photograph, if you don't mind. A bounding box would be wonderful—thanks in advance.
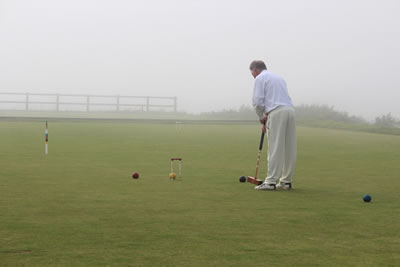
[265,106,296,184]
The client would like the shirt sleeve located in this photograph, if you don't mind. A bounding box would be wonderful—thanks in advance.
[252,78,265,119]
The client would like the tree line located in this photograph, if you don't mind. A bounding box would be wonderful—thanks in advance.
[198,104,400,135]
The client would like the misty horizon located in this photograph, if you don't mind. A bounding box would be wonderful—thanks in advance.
[1,0,399,120]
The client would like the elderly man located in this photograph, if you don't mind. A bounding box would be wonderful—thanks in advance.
[250,60,296,190]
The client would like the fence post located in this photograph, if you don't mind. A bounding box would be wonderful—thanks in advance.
[116,95,120,112]
[86,95,90,112]
[25,93,29,111]
[56,94,60,112]
[146,96,150,112]
[173,97,177,112]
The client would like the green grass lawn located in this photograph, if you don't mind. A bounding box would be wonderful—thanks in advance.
[1,120,400,266]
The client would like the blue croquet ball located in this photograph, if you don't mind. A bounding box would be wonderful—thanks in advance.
[239,176,246,183]
[363,194,372,202]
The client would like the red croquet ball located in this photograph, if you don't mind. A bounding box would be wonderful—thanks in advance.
[132,172,139,179]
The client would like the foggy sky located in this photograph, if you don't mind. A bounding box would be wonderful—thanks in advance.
[1,0,399,119]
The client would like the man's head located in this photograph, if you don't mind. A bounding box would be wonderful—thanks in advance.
[249,60,267,78]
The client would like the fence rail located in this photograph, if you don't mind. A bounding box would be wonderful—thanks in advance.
[0,93,177,112]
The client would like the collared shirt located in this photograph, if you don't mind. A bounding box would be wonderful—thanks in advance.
[252,70,293,118]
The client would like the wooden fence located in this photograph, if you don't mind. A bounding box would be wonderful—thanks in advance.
[0,93,177,112]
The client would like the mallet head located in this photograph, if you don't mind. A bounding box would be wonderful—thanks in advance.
[247,176,263,185]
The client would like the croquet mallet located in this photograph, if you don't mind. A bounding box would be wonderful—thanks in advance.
[247,121,266,185]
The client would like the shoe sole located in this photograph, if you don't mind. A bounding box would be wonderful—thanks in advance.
[254,185,276,190]
[276,186,292,190]
[255,188,276,190]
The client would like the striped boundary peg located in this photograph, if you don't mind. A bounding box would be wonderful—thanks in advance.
[45,121,48,155]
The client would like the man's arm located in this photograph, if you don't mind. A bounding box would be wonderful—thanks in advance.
[255,106,264,121]
[252,78,265,121]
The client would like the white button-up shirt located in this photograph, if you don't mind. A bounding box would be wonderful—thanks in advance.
[252,70,293,119]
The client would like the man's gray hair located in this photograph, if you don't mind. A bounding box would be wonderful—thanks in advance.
[249,60,267,71]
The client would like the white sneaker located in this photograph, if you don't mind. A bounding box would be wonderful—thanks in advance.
[254,183,276,190]
[276,182,292,190]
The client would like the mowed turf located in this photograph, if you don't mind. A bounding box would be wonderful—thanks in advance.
[1,119,400,266]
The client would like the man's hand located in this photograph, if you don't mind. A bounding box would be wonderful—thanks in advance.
[259,115,268,133]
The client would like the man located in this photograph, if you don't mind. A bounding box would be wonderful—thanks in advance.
[250,60,296,190]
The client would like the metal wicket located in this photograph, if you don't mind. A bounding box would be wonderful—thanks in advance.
[170,157,182,179]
